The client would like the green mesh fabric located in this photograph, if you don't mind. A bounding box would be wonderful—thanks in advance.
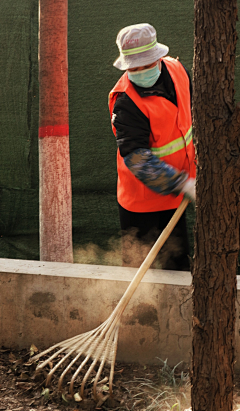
[0,0,239,266]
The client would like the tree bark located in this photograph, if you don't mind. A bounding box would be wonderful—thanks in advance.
[192,1,240,410]
[39,0,73,262]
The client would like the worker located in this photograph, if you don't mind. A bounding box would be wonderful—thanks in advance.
[109,23,196,271]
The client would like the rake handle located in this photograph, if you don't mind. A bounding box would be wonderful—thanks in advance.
[111,198,189,320]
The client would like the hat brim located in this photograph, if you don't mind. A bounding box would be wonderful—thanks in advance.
[113,43,169,71]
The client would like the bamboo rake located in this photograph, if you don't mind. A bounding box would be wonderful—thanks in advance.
[31,198,189,399]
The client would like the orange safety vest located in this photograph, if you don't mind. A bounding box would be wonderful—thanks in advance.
[109,57,196,213]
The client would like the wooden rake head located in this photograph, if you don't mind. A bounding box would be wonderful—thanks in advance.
[30,199,189,401]
[31,313,120,400]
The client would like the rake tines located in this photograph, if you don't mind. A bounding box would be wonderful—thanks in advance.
[30,199,188,400]
[31,314,120,399]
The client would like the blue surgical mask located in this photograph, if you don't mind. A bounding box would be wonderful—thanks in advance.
[127,64,161,88]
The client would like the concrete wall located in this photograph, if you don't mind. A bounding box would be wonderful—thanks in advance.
[1,258,240,370]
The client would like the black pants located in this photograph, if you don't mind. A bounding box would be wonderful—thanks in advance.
[118,203,190,271]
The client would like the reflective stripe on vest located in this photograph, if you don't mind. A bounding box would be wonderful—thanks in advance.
[150,126,193,158]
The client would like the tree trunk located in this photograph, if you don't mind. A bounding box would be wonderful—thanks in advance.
[39,0,73,262]
[192,1,240,410]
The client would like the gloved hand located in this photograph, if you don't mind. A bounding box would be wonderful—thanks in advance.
[181,178,196,201]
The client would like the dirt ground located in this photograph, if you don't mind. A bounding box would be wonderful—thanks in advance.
[0,347,163,411]
[1,348,240,411]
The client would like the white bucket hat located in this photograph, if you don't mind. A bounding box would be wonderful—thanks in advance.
[113,23,169,71]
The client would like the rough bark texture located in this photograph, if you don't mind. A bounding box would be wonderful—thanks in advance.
[39,0,73,262]
[192,1,240,410]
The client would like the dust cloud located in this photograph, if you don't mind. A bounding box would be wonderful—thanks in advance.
[73,231,184,269]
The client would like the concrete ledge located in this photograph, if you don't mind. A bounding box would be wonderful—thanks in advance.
[0,258,239,369]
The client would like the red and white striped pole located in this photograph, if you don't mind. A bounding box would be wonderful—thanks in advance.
[38,0,73,262]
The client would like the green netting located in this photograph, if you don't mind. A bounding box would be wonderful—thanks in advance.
[0,0,239,265]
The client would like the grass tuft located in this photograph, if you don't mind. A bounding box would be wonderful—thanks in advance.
[124,358,191,410]
[122,358,240,410]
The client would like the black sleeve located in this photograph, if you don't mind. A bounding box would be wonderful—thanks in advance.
[112,92,151,157]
